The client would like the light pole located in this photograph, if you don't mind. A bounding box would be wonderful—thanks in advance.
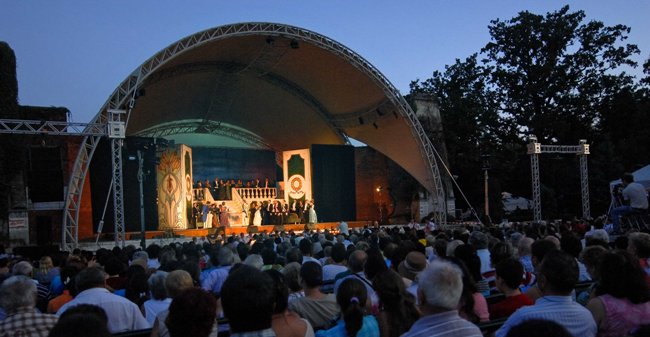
[481,154,491,224]
[137,150,146,249]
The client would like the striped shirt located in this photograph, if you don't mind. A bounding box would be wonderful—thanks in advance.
[401,310,483,337]
[495,295,596,337]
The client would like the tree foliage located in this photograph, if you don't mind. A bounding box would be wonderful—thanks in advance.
[412,5,647,219]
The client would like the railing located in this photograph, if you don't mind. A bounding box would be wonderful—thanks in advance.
[235,187,277,201]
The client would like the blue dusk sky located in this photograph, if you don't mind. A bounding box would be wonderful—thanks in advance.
[1,1,648,123]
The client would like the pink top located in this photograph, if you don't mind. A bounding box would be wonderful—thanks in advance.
[599,294,650,337]
[459,292,490,323]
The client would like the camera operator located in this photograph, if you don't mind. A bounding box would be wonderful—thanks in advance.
[609,173,648,234]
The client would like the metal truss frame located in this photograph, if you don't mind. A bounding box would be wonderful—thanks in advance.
[0,119,106,136]
[527,136,590,223]
[64,22,448,249]
[134,120,274,150]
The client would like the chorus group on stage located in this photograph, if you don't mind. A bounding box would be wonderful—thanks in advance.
[248,199,317,227]
[194,177,274,201]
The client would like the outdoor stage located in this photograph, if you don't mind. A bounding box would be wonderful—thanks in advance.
[99,221,370,242]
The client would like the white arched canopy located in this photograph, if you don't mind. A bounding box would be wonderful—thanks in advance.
[63,22,445,249]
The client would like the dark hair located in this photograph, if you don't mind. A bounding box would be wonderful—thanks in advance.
[505,319,573,337]
[372,269,419,337]
[621,173,634,184]
[166,288,217,337]
[560,233,582,259]
[75,267,107,292]
[531,240,558,265]
[221,265,275,332]
[299,238,313,255]
[595,251,650,304]
[337,278,367,337]
[454,244,482,284]
[446,257,478,323]
[124,265,149,307]
[538,250,578,294]
[364,248,388,281]
[300,261,323,288]
[489,242,513,267]
[49,305,111,337]
[265,269,289,313]
[331,243,347,263]
[495,258,524,290]
[261,247,277,266]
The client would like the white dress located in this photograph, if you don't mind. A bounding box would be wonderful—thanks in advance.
[253,209,262,226]
[308,206,317,224]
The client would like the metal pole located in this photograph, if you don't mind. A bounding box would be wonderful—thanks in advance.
[138,150,146,249]
[484,169,489,219]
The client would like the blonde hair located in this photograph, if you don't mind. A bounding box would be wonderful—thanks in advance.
[38,256,53,275]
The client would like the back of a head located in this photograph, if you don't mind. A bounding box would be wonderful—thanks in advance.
[243,254,264,270]
[622,173,634,184]
[495,258,524,290]
[531,240,558,265]
[217,246,235,266]
[348,250,368,273]
[222,265,275,333]
[505,319,573,337]
[538,250,578,295]
[265,269,289,314]
[373,269,407,308]
[166,288,217,337]
[49,304,111,337]
[11,260,33,277]
[299,238,313,256]
[148,270,169,300]
[285,247,303,264]
[629,232,650,259]
[75,267,107,293]
[0,275,37,312]
[560,233,582,259]
[331,243,347,263]
[468,231,488,250]
[336,278,368,337]
[165,270,194,298]
[300,261,323,288]
[418,260,463,310]
[596,250,650,304]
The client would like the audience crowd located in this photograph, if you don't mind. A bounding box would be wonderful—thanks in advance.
[0,218,649,337]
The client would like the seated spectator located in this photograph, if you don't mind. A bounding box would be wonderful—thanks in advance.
[283,262,305,302]
[222,265,276,336]
[401,260,482,337]
[57,267,148,333]
[47,261,85,314]
[48,304,111,337]
[517,237,534,274]
[560,233,590,281]
[627,232,650,278]
[372,269,419,337]
[315,278,379,337]
[504,319,573,337]
[495,250,597,337]
[265,269,315,337]
[0,275,58,336]
[151,270,206,337]
[322,243,348,286]
[397,251,427,288]
[166,288,217,337]
[586,251,650,337]
[143,271,171,326]
[454,244,490,296]
[123,264,150,307]
[524,239,558,301]
[576,245,607,305]
[489,258,533,319]
[289,262,340,330]
[468,231,491,275]
[12,260,52,313]
[447,257,489,323]
[201,246,236,295]
[243,254,264,270]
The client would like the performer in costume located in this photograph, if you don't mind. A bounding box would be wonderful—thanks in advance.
[253,203,262,226]
[219,202,230,227]
[308,200,318,225]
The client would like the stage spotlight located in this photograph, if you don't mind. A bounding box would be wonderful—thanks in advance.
[373,122,379,129]
[358,117,364,125]
[376,108,384,116]
[290,40,299,49]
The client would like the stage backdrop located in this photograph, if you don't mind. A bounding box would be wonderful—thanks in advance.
[310,144,356,222]
[157,145,193,230]
[191,147,277,184]
[283,149,312,203]
[89,137,159,233]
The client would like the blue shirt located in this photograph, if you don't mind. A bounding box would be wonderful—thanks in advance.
[495,295,597,337]
[315,315,378,337]
[401,310,482,337]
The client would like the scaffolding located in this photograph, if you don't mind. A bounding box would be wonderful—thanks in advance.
[527,135,591,222]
